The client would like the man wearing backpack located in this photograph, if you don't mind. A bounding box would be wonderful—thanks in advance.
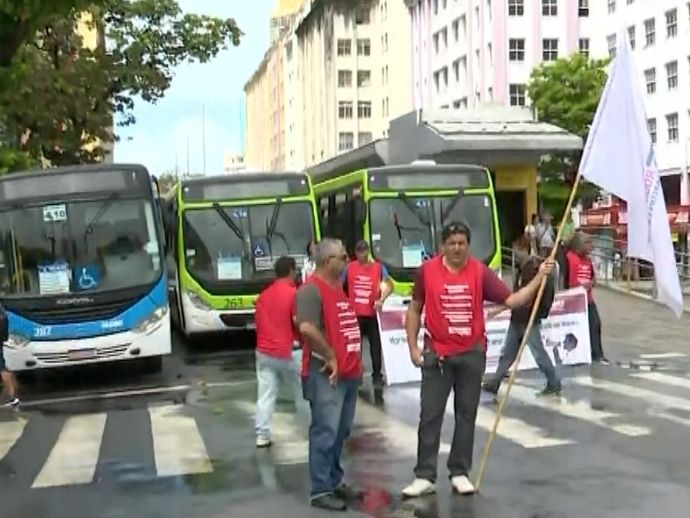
[482,235,561,397]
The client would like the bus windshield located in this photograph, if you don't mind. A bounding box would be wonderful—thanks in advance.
[182,201,314,284]
[368,194,496,269]
[0,198,162,297]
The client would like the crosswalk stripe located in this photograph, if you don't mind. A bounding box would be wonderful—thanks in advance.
[0,418,27,461]
[571,376,690,415]
[510,384,650,437]
[397,388,573,449]
[32,413,107,488]
[148,405,213,477]
[630,372,690,390]
[638,353,687,359]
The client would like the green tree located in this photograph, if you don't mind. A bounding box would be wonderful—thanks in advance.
[0,0,242,166]
[0,0,109,67]
[527,52,610,217]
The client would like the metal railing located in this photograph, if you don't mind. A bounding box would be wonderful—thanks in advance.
[500,233,690,305]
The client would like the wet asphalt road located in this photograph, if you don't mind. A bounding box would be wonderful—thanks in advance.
[2,288,690,518]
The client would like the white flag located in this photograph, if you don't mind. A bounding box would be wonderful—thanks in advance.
[578,27,683,317]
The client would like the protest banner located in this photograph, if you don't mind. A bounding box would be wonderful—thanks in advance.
[377,287,592,386]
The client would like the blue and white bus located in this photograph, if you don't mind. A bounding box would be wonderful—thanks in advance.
[0,164,170,372]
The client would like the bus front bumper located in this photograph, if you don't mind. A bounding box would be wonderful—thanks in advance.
[4,313,172,372]
[181,292,255,334]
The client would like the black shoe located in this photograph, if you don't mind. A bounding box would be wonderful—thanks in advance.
[482,381,499,395]
[334,483,363,501]
[536,385,561,398]
[311,494,347,511]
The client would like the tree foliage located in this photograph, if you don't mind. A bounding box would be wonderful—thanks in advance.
[0,0,242,166]
[527,52,610,140]
[527,53,609,215]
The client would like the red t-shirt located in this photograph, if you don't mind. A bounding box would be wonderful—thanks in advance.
[413,258,510,356]
[566,250,595,301]
[347,260,382,317]
[255,278,299,360]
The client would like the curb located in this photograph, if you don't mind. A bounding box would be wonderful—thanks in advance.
[599,283,690,314]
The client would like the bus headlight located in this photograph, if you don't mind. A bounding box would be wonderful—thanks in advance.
[187,291,212,310]
[6,333,30,349]
[133,306,168,335]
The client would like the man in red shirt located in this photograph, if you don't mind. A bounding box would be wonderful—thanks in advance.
[343,239,392,386]
[296,238,363,512]
[566,231,608,364]
[402,221,554,498]
[254,256,307,448]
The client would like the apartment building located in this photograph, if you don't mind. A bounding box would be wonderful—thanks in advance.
[245,0,413,170]
[408,0,603,110]
[596,0,690,192]
[270,0,305,44]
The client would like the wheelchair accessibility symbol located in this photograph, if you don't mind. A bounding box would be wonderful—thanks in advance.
[78,267,97,290]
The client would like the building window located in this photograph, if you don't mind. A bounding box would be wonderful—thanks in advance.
[338,132,354,151]
[357,70,371,87]
[509,84,526,106]
[644,68,656,94]
[666,9,677,38]
[644,18,655,47]
[542,0,557,16]
[628,26,635,50]
[508,0,524,16]
[542,39,558,61]
[607,34,616,58]
[666,113,678,142]
[647,118,657,144]
[433,32,439,54]
[338,70,352,87]
[509,39,525,61]
[452,97,468,109]
[359,132,373,146]
[607,0,615,14]
[337,39,351,56]
[357,39,371,56]
[452,18,460,41]
[578,38,590,57]
[578,0,589,16]
[358,101,372,118]
[666,61,678,89]
[355,5,370,24]
[452,59,460,81]
[338,101,353,119]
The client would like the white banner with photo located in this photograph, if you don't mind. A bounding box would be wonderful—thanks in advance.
[377,288,592,386]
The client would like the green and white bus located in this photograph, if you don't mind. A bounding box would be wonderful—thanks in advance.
[162,172,320,336]
[309,158,502,297]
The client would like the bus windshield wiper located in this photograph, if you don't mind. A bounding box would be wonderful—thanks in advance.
[399,193,430,226]
[441,190,465,223]
[85,192,119,237]
[212,203,243,241]
[267,198,283,239]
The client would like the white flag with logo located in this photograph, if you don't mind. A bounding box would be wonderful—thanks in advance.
[578,27,683,317]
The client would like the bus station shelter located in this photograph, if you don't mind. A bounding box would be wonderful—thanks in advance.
[308,106,583,247]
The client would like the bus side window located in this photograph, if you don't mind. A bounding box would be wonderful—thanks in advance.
[318,196,330,235]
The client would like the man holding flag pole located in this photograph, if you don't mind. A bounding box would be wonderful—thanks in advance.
[473,25,684,494]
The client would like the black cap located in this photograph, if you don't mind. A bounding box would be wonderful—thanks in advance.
[355,239,370,251]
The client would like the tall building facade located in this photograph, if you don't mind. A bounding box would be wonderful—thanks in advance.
[270,0,306,43]
[245,0,414,171]
[596,0,690,188]
[408,0,603,110]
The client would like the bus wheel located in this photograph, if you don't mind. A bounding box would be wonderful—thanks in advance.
[144,355,163,373]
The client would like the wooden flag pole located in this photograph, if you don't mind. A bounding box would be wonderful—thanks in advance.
[474,169,584,493]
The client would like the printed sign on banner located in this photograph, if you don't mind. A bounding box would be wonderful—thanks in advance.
[377,288,592,386]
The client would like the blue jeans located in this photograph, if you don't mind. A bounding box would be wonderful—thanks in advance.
[303,359,358,499]
[255,349,308,440]
[491,320,561,390]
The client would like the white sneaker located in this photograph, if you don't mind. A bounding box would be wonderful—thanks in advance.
[401,478,436,497]
[256,437,271,448]
[451,475,475,495]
